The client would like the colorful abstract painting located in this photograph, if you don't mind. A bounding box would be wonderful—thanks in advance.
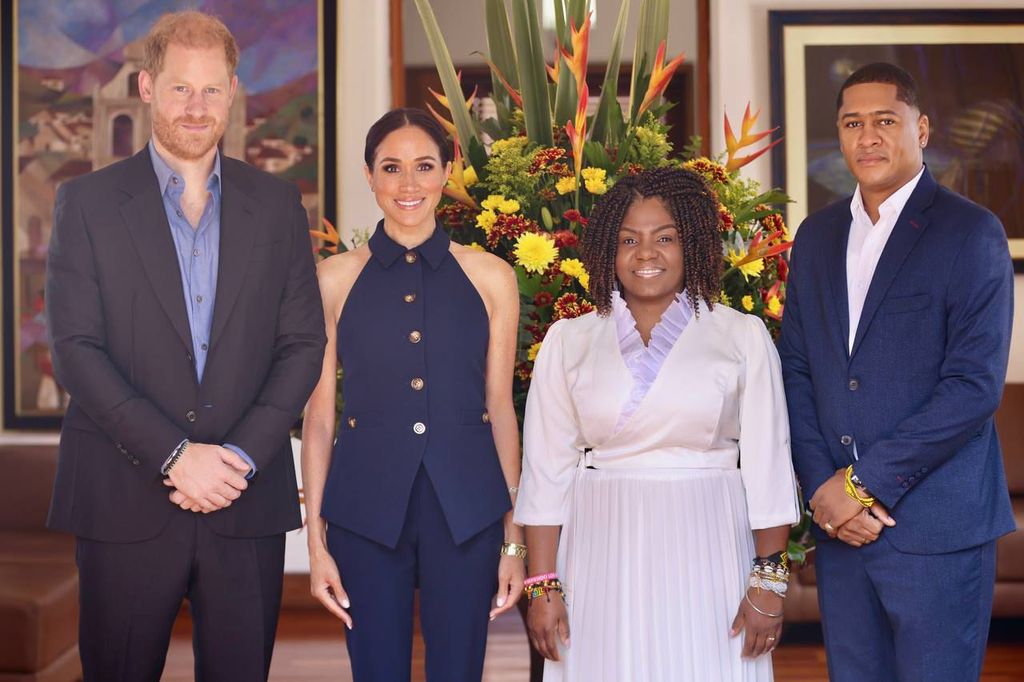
[3,0,330,426]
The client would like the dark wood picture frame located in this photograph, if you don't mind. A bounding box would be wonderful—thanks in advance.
[769,9,1024,272]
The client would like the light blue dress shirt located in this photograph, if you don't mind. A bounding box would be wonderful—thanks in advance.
[149,143,256,476]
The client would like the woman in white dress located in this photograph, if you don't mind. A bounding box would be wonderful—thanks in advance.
[515,166,801,681]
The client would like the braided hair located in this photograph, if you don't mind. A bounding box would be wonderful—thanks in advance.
[582,166,722,316]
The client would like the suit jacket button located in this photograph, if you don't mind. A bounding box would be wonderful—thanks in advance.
[130,457,140,466]
[848,379,860,391]
[409,330,422,343]
[347,417,357,429]
[404,293,416,303]
[482,412,490,424]
[840,435,853,446]
[413,422,427,435]
[405,252,417,264]
[186,410,197,423]
[410,377,425,391]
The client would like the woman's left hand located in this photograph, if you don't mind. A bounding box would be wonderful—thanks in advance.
[489,555,525,620]
[730,588,783,658]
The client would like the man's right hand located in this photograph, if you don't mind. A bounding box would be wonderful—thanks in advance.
[836,501,895,547]
[166,443,249,512]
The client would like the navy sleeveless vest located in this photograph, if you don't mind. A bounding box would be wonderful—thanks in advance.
[320,221,511,548]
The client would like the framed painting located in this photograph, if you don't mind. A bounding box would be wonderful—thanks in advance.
[769,9,1024,272]
[1,0,337,428]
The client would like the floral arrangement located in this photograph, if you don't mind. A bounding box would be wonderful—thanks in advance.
[412,0,793,415]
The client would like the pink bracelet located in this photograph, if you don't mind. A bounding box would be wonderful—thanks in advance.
[524,572,558,587]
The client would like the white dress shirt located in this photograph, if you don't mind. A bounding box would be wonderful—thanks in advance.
[846,166,925,352]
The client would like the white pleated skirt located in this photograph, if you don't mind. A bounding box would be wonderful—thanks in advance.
[544,466,774,682]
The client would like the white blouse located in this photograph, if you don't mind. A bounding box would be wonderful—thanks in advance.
[514,301,801,531]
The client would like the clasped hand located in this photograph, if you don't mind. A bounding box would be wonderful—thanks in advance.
[163,443,251,513]
[809,469,895,546]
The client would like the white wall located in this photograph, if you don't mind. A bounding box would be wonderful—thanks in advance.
[336,1,393,244]
[710,0,1024,382]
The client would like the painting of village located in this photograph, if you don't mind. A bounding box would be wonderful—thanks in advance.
[10,0,323,421]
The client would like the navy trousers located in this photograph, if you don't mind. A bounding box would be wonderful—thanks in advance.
[815,535,996,682]
[328,466,503,682]
[76,512,285,682]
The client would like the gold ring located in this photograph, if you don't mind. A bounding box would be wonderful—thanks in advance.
[824,521,835,532]
[767,637,776,641]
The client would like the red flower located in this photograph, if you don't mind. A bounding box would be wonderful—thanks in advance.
[563,209,589,227]
[777,256,789,282]
[534,291,554,307]
[553,293,595,320]
[516,362,533,382]
[487,213,537,248]
[718,204,734,231]
[529,147,567,175]
[617,162,644,176]
[554,230,579,248]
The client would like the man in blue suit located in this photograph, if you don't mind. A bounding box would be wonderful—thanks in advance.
[779,62,1015,681]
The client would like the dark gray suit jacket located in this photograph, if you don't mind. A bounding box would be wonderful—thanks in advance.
[45,148,326,542]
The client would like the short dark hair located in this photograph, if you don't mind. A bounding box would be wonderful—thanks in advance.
[836,62,920,111]
[582,166,722,316]
[364,107,452,168]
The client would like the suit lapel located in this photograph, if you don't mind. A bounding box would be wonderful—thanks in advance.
[849,170,937,359]
[824,208,852,360]
[119,150,193,352]
[209,159,255,348]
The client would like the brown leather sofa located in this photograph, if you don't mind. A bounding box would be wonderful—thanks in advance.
[786,383,1024,622]
[0,445,80,682]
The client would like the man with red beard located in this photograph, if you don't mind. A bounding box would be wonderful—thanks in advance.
[44,11,325,681]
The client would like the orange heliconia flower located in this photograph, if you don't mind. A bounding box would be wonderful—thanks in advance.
[636,41,685,120]
[724,103,783,171]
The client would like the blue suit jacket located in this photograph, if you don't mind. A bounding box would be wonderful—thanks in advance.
[778,167,1016,554]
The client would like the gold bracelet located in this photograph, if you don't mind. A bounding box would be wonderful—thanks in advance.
[500,542,528,559]
[844,466,875,508]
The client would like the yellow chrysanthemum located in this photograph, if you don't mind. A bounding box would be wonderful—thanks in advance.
[741,295,754,312]
[476,210,497,233]
[578,271,590,291]
[463,166,478,186]
[482,194,506,211]
[555,176,577,195]
[527,341,542,362]
[766,295,782,316]
[513,232,559,274]
[467,242,485,252]
[559,258,586,279]
[727,247,765,280]
[498,198,520,215]
[581,167,608,195]
[719,291,731,307]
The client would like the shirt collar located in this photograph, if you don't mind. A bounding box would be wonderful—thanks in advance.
[368,219,451,270]
[849,165,925,226]
[148,140,222,196]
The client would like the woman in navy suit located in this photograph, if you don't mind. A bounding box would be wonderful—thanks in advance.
[301,108,526,681]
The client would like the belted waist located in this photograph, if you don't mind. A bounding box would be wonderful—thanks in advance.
[578,446,740,471]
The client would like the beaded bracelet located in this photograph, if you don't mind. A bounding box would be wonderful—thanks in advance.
[524,572,558,587]
[749,574,789,598]
[524,578,566,604]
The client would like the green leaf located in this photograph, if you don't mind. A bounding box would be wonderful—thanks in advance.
[568,0,589,29]
[628,0,669,123]
[553,0,568,49]
[413,0,480,150]
[516,268,542,297]
[552,56,577,130]
[485,0,518,110]
[467,136,491,182]
[583,140,613,172]
[590,0,630,143]
[510,0,553,146]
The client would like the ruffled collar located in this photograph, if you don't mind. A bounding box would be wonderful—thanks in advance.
[611,290,694,432]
